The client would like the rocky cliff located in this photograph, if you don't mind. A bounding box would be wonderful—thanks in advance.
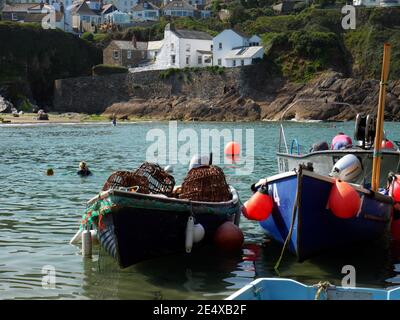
[54,67,400,121]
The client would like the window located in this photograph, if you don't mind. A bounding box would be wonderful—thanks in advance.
[171,43,174,51]
[233,60,236,67]
[113,50,119,59]
[241,60,244,66]
[11,13,18,21]
[210,44,213,51]
[127,50,132,59]
[204,57,211,64]
[186,43,191,52]
[218,42,222,50]
[124,1,127,6]
[154,51,158,57]
[217,59,221,66]
[198,56,202,64]
[171,55,176,64]
[186,56,190,65]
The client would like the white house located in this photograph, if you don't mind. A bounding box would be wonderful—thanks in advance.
[131,1,160,21]
[353,0,399,5]
[212,29,263,67]
[131,23,213,72]
[147,40,163,60]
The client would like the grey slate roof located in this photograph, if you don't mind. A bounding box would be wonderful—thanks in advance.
[2,3,37,12]
[113,40,148,50]
[172,29,212,40]
[132,1,159,11]
[163,0,194,11]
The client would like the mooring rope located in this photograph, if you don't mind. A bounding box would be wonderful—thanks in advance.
[274,166,303,273]
[314,281,332,300]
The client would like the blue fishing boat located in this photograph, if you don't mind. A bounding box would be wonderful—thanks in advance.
[226,278,400,300]
[251,168,392,262]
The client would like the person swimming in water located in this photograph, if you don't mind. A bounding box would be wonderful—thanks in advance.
[77,161,92,176]
[331,132,352,150]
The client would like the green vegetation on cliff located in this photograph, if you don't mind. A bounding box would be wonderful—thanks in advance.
[97,6,400,82]
[0,21,102,107]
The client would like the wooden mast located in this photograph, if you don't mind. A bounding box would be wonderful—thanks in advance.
[371,43,391,191]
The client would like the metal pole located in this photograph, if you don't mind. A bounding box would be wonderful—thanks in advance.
[372,43,391,191]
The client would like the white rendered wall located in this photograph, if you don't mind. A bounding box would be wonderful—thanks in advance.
[213,30,246,67]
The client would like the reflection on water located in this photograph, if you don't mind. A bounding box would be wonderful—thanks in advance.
[1,121,400,299]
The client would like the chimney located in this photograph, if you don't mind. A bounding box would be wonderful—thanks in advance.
[132,34,137,49]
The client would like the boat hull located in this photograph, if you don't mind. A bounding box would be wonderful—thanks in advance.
[97,189,241,268]
[277,149,400,187]
[259,170,392,261]
[226,278,400,300]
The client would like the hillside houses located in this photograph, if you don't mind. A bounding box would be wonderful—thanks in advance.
[212,29,263,67]
[123,25,264,72]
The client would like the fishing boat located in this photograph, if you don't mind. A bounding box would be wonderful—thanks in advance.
[276,104,400,188]
[226,278,400,300]
[250,167,392,262]
[73,161,242,268]
[87,187,241,268]
[243,44,396,263]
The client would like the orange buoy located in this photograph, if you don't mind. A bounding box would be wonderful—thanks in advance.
[224,141,240,156]
[328,179,361,219]
[214,222,244,252]
[382,140,395,149]
[243,187,273,221]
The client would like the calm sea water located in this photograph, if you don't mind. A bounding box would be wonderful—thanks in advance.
[1,120,400,300]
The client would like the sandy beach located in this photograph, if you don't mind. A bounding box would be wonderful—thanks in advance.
[0,112,110,124]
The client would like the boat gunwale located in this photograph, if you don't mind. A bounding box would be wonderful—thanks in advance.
[87,185,241,208]
[277,148,400,159]
[258,170,393,204]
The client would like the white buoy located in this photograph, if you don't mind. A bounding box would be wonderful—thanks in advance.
[90,229,99,245]
[82,230,92,258]
[70,229,82,245]
[193,223,205,243]
[185,216,194,253]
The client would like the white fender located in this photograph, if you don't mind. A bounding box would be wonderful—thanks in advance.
[185,216,194,253]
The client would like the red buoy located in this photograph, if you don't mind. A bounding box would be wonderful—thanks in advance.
[224,141,240,156]
[382,140,395,149]
[392,217,400,241]
[328,179,361,219]
[243,187,273,221]
[389,175,400,201]
[214,222,244,252]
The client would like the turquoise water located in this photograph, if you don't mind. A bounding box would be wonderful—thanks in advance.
[1,121,400,299]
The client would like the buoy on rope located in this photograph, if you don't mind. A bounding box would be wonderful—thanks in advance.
[328,179,361,219]
[193,223,205,243]
[243,185,273,221]
[382,139,395,149]
[224,141,240,156]
[82,229,92,258]
[389,174,400,241]
[185,216,194,253]
[214,222,244,252]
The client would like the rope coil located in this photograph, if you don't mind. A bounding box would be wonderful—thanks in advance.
[314,281,333,300]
